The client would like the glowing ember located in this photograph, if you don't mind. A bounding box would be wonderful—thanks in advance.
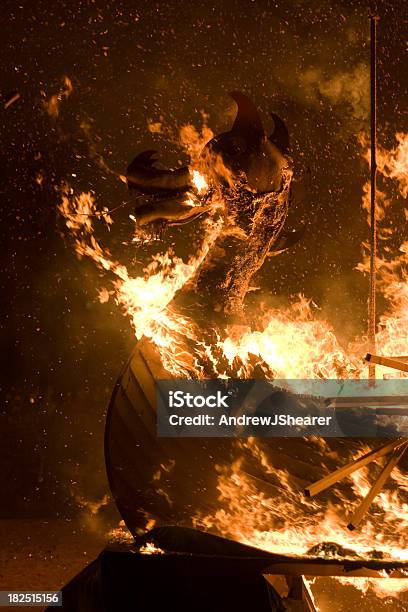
[191,169,208,194]
[108,520,134,544]
[139,542,165,555]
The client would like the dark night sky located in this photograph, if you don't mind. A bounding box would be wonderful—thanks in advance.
[0,0,407,516]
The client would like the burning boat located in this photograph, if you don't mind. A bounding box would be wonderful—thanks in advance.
[102,92,407,554]
[57,84,408,608]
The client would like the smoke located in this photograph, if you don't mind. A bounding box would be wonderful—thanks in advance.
[299,63,370,121]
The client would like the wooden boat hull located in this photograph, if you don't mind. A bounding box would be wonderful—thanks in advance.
[105,338,379,538]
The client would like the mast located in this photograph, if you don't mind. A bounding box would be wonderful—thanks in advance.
[368,15,378,379]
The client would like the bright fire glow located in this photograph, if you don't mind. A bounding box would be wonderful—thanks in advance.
[58,120,408,576]
[191,169,208,194]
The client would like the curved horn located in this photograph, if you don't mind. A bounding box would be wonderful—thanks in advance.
[127,150,158,173]
[229,91,264,145]
[269,113,290,154]
[268,225,306,256]
[134,199,212,226]
[126,149,191,194]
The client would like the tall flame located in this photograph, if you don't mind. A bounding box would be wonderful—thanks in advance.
[58,185,223,376]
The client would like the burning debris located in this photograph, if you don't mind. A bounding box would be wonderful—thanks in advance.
[139,541,165,555]
[305,439,408,529]
[3,91,20,109]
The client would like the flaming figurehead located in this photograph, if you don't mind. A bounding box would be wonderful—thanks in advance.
[126,92,303,322]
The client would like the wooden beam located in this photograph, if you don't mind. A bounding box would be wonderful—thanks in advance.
[368,15,379,379]
[282,576,319,612]
[304,439,405,497]
[365,353,408,373]
[327,396,408,408]
[301,576,319,612]
[347,442,408,530]
[263,563,408,578]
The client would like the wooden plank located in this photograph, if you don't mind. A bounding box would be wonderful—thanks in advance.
[301,576,319,612]
[327,396,408,408]
[347,441,408,530]
[139,336,172,378]
[124,366,157,434]
[263,563,408,578]
[304,439,404,497]
[128,348,158,409]
[109,386,161,471]
[266,575,318,612]
[365,353,408,373]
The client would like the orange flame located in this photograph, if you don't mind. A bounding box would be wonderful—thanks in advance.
[191,437,408,561]
[58,118,408,567]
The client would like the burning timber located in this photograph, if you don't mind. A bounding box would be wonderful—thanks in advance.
[105,337,408,561]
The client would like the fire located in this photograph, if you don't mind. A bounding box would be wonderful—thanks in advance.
[192,437,408,562]
[108,520,134,544]
[213,297,359,379]
[191,169,208,194]
[109,132,408,383]
[179,115,214,166]
[332,575,408,598]
[358,132,408,378]
[378,132,408,198]
[58,185,224,376]
[197,134,406,563]
[57,108,408,572]
[139,542,165,555]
